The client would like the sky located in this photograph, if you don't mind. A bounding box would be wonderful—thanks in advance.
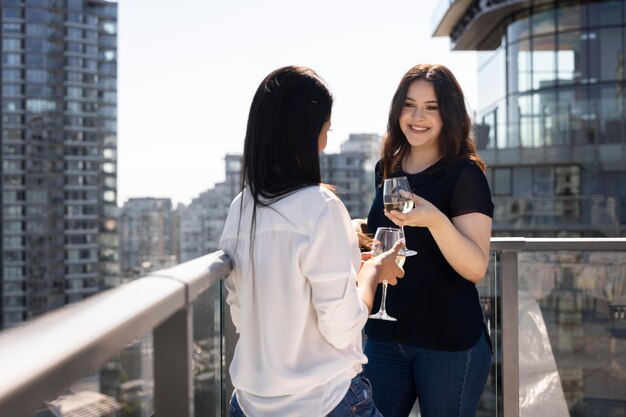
[117,0,477,206]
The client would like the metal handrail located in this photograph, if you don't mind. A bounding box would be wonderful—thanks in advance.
[0,250,231,417]
[0,239,625,417]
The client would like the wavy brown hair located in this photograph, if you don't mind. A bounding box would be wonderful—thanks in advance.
[381,63,486,180]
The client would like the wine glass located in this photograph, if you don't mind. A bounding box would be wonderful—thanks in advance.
[368,227,406,321]
[383,176,417,256]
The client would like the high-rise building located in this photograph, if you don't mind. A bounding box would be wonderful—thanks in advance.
[321,133,381,219]
[119,198,175,275]
[433,0,625,237]
[177,154,241,262]
[176,135,381,258]
[0,0,118,328]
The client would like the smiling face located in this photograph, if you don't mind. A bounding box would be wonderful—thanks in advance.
[398,79,442,153]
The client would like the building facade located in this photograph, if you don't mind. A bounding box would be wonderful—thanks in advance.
[177,154,241,262]
[321,133,381,219]
[119,198,175,276]
[434,0,625,237]
[0,0,118,328]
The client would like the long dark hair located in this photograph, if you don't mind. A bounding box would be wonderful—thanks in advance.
[381,63,485,180]
[242,65,333,203]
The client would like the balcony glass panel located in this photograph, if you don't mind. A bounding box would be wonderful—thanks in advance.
[21,334,154,417]
[476,252,502,416]
[518,251,626,415]
[193,282,225,416]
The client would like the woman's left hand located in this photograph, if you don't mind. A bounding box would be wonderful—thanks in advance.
[384,192,444,229]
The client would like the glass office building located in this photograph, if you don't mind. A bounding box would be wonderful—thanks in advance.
[433,0,626,237]
[1,0,118,328]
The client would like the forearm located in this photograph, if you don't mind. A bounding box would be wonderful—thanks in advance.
[428,213,491,283]
[356,262,380,313]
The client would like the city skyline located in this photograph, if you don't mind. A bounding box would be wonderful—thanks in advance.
[117,0,478,206]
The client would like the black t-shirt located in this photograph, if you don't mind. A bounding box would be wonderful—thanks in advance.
[365,158,494,351]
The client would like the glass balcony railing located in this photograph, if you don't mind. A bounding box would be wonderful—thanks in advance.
[0,238,625,417]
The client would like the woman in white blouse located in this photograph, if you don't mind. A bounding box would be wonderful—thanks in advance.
[219,66,404,417]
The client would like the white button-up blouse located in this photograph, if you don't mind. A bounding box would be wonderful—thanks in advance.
[219,185,369,417]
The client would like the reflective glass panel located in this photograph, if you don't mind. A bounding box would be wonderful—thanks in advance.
[587,0,622,27]
[532,6,556,36]
[556,85,589,145]
[518,94,534,147]
[534,90,558,147]
[508,39,532,93]
[533,34,557,90]
[557,31,587,85]
[590,84,624,144]
[508,12,530,41]
[557,2,584,32]
[506,95,521,148]
[592,27,623,82]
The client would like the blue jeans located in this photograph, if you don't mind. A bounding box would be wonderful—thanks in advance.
[228,373,382,417]
[363,331,492,417]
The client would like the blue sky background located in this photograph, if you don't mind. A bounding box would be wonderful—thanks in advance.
[117,0,478,205]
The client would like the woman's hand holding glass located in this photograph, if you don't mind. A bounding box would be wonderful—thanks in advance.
[383,177,418,256]
[384,191,444,230]
[368,227,408,321]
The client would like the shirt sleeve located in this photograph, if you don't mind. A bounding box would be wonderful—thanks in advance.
[450,161,495,218]
[300,198,368,349]
[219,206,241,333]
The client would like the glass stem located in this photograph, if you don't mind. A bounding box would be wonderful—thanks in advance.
[380,281,389,313]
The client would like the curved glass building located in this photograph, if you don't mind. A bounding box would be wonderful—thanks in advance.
[434,0,626,237]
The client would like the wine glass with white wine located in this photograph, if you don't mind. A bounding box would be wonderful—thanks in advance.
[368,227,407,321]
[383,176,417,256]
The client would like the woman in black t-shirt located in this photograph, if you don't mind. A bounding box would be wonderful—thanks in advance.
[361,64,494,417]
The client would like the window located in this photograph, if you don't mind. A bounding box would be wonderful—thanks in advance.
[3,129,23,140]
[3,22,22,33]
[3,99,22,112]
[2,85,22,97]
[102,21,116,34]
[3,53,22,65]
[493,167,512,196]
[508,40,531,93]
[3,235,24,248]
[532,167,554,195]
[103,190,116,202]
[2,39,21,51]
[3,8,21,19]
[555,166,581,195]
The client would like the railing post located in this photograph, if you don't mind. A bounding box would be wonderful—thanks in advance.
[500,250,519,417]
[154,306,193,417]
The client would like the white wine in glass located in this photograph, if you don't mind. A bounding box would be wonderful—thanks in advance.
[369,227,407,322]
[383,176,417,256]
